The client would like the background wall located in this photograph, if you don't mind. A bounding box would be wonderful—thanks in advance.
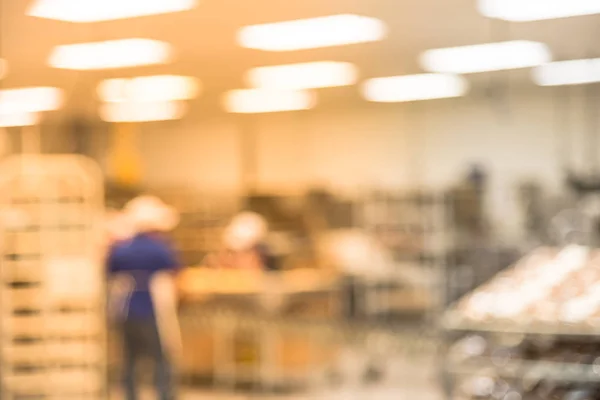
[138,87,596,239]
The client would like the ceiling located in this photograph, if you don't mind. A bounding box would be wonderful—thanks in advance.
[2,0,600,119]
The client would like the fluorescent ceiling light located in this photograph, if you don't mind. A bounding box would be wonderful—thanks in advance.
[533,58,600,86]
[97,75,200,103]
[238,14,387,51]
[223,89,316,114]
[478,0,600,21]
[0,87,63,114]
[246,61,358,90]
[420,40,551,74]
[100,101,186,122]
[49,39,172,70]
[0,113,39,127]
[362,74,469,103]
[28,0,198,23]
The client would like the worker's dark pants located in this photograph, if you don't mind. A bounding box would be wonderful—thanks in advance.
[120,318,173,400]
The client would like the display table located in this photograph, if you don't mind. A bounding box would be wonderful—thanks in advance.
[110,268,341,390]
[175,268,341,389]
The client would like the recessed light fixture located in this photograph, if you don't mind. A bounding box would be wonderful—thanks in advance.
[362,74,469,103]
[223,89,316,113]
[478,0,600,22]
[246,61,358,90]
[28,0,198,23]
[0,87,63,115]
[100,101,187,122]
[49,39,172,70]
[533,58,600,86]
[238,14,387,51]
[420,40,551,74]
[0,113,39,127]
[97,75,200,103]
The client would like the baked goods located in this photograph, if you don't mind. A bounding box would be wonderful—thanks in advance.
[455,246,600,326]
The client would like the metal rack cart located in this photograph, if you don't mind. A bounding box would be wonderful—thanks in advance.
[0,155,106,399]
[356,189,453,321]
[441,246,600,400]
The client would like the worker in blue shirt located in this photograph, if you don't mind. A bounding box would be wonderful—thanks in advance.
[107,196,180,400]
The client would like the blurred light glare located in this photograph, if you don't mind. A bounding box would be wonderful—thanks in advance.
[49,39,172,70]
[98,75,200,103]
[225,212,267,251]
[362,73,468,103]
[0,113,39,127]
[421,40,551,74]
[479,0,600,21]
[100,101,187,122]
[533,58,600,86]
[238,14,387,51]
[246,61,358,90]
[28,0,198,22]
[0,87,63,114]
[223,89,316,114]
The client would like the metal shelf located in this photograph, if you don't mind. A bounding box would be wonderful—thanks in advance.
[443,311,600,337]
[447,358,600,383]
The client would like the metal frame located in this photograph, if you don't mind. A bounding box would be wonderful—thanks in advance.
[441,246,600,399]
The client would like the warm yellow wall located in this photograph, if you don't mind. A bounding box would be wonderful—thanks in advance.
[107,123,142,186]
[138,118,241,193]
[137,88,589,239]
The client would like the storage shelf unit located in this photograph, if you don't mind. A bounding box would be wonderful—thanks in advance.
[153,188,240,267]
[360,190,453,265]
[0,155,106,400]
[443,331,600,400]
[355,189,453,319]
[448,358,600,384]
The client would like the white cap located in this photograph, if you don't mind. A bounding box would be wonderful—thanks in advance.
[124,195,179,232]
[224,211,267,251]
[106,209,136,241]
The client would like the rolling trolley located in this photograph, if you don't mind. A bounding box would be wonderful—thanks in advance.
[0,155,106,399]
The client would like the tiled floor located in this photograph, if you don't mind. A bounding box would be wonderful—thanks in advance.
[110,362,443,400]
[110,350,443,399]
[111,386,442,400]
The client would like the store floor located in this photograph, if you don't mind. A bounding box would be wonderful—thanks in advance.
[110,345,442,399]
[110,358,442,399]
[111,386,442,400]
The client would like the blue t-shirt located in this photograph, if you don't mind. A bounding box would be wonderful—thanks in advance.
[107,233,179,320]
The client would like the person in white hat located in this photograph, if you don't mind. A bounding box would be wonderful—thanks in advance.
[220,211,279,271]
[107,195,180,400]
[105,209,136,245]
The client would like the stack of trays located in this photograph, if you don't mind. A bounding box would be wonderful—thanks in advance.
[0,156,106,399]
